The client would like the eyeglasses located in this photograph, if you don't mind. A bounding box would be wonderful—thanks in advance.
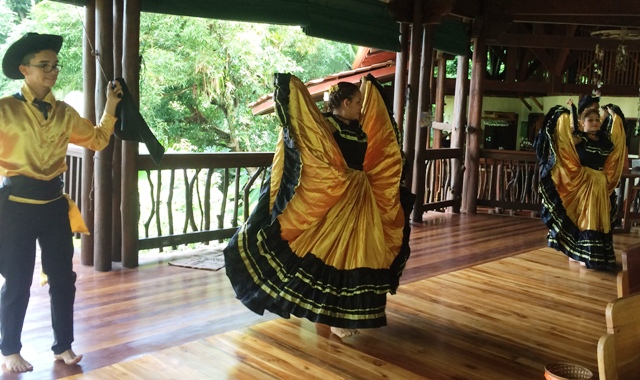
[25,63,63,73]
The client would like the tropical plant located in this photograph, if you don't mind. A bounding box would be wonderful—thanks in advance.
[1,0,357,153]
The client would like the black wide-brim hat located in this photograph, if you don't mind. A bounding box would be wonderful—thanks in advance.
[2,33,63,80]
[578,94,601,115]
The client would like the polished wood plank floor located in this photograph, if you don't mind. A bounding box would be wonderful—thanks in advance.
[2,212,639,379]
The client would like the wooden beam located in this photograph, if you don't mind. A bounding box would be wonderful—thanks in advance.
[418,28,436,147]
[112,0,123,263]
[519,97,532,111]
[530,96,543,111]
[528,24,555,74]
[121,0,142,269]
[486,33,640,52]
[505,47,517,83]
[530,48,554,73]
[462,32,486,214]
[393,23,409,131]
[405,0,423,196]
[81,0,96,267]
[441,78,640,97]
[555,25,577,75]
[491,0,640,16]
[137,153,274,171]
[511,15,640,28]
[518,50,533,82]
[387,0,454,24]
[450,55,468,214]
[434,52,446,148]
[450,0,481,19]
[94,0,114,272]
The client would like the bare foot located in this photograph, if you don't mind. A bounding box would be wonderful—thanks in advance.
[54,349,83,366]
[330,327,359,338]
[3,353,33,372]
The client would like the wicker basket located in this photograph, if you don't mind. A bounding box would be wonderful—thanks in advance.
[544,362,593,380]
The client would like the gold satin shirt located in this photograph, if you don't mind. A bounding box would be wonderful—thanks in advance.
[0,83,116,180]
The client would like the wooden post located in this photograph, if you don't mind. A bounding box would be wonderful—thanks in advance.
[94,0,114,271]
[434,51,446,149]
[418,27,435,148]
[404,0,423,209]
[111,0,123,262]
[450,54,469,213]
[393,23,409,133]
[81,0,96,266]
[121,0,141,268]
[411,24,435,223]
[462,33,486,214]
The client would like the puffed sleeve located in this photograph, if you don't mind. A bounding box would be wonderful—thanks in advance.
[68,105,116,151]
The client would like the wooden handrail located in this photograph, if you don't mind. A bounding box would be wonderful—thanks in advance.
[64,150,275,257]
[66,148,546,261]
[135,152,274,252]
[477,149,540,214]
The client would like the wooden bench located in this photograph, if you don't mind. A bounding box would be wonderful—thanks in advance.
[616,171,640,233]
[616,243,640,298]
[597,292,640,379]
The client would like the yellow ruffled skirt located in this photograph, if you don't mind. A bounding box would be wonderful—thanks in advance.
[224,73,413,328]
[537,107,625,270]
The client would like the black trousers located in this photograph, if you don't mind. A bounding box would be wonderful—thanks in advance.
[0,196,76,355]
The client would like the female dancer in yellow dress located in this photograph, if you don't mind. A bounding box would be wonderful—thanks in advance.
[223,73,413,337]
[536,94,626,271]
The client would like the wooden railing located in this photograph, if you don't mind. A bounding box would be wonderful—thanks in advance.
[136,152,274,251]
[64,145,84,206]
[477,149,541,215]
[64,149,273,252]
[64,145,84,238]
[418,148,541,218]
[417,148,464,215]
[65,147,544,256]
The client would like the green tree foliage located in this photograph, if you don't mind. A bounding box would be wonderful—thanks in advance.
[0,1,82,97]
[138,15,356,152]
[5,0,39,21]
[0,0,21,93]
[0,1,17,39]
[1,1,357,153]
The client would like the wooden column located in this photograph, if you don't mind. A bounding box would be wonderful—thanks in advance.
[418,26,435,147]
[433,52,446,149]
[403,0,423,204]
[121,0,141,268]
[94,0,115,271]
[81,0,96,266]
[462,34,486,214]
[111,0,123,262]
[411,24,435,223]
[393,22,409,132]
[450,55,469,213]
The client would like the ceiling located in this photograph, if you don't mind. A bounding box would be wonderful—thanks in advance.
[55,0,402,51]
[55,0,640,52]
[54,0,640,98]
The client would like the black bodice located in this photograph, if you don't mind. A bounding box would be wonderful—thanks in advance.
[325,114,368,170]
[575,133,614,171]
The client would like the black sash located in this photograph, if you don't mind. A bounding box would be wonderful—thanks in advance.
[0,175,64,201]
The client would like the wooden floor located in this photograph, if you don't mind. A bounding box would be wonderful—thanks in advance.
[3,212,640,379]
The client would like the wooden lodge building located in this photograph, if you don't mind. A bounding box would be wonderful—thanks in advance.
[49,0,640,268]
[11,0,640,378]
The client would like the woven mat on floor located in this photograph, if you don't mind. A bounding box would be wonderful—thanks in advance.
[168,250,225,271]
